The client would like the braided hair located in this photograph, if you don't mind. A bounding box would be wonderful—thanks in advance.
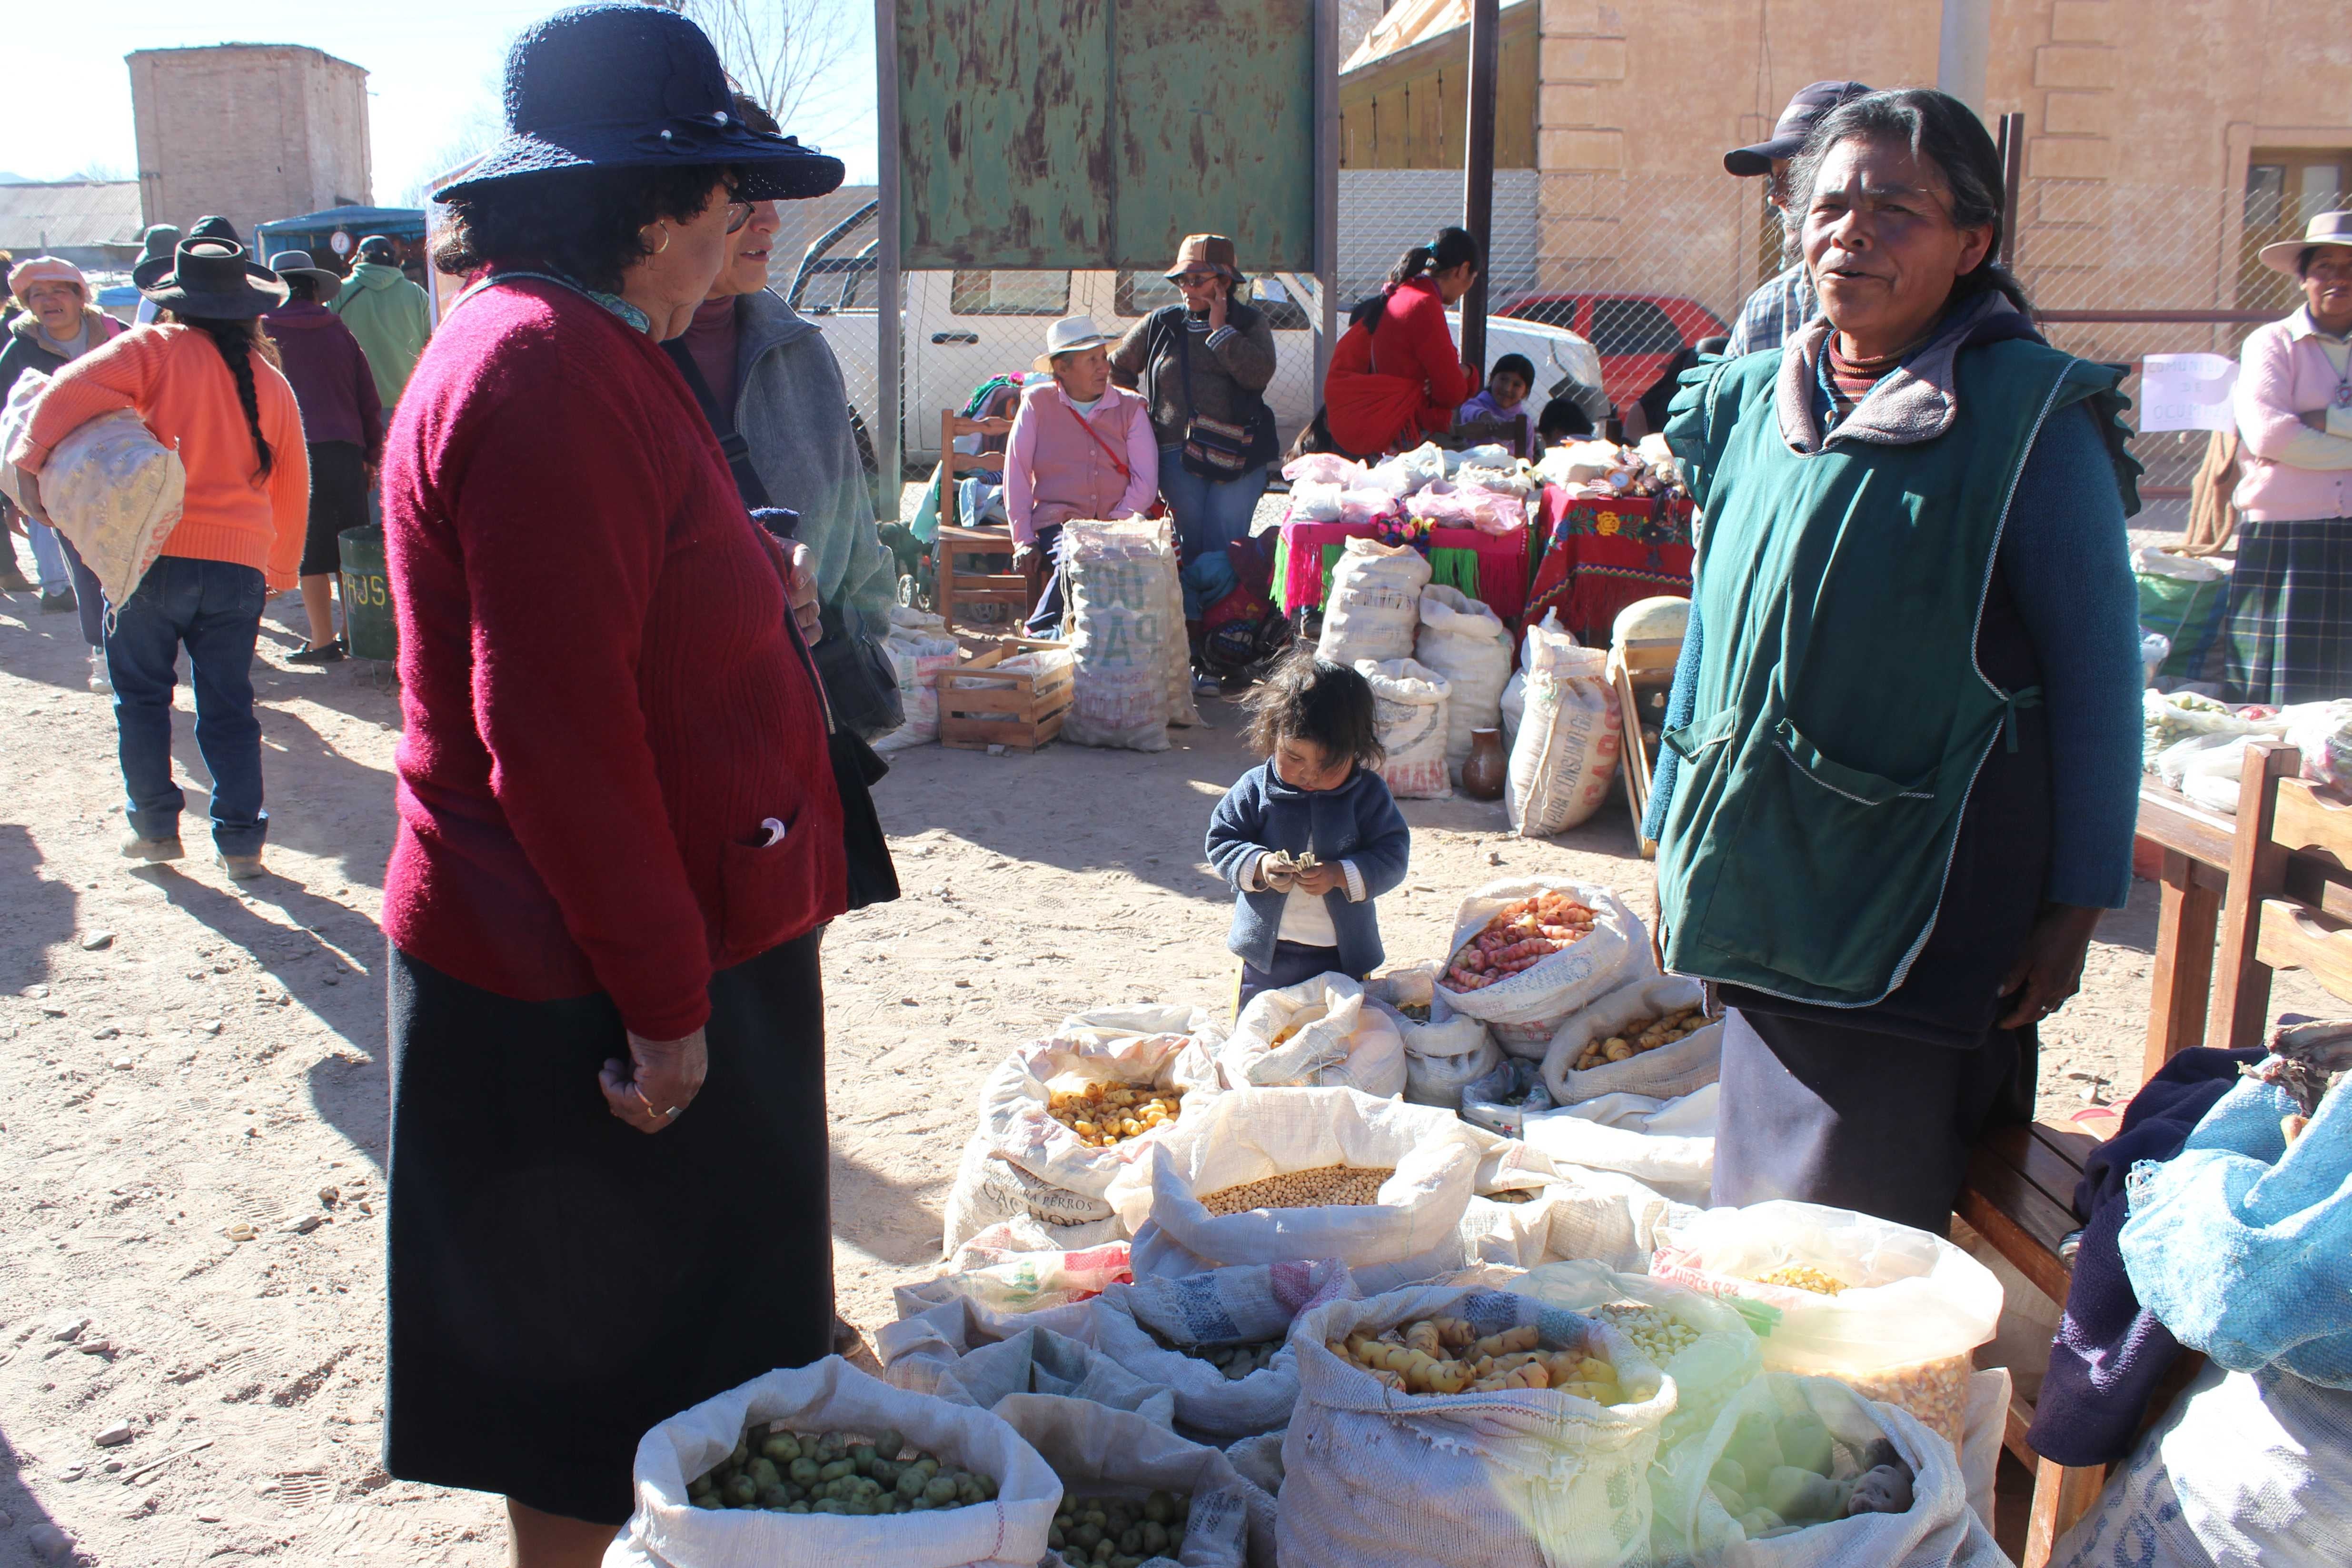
[172,313,275,483]
[1350,226,1482,332]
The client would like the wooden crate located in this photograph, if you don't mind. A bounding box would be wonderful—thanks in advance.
[935,638,1074,753]
[1608,635,1682,859]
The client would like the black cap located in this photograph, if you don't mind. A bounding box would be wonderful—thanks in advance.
[357,235,398,262]
[1725,81,1872,176]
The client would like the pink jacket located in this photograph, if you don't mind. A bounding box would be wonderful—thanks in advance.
[2232,308,2352,522]
[1002,381,1158,545]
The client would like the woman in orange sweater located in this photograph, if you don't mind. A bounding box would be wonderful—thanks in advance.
[7,238,308,880]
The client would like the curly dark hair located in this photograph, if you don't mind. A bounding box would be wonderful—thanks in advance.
[433,163,741,295]
[1244,649,1385,768]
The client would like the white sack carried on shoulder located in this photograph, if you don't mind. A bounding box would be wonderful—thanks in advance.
[994,1394,1267,1568]
[890,1325,1177,1431]
[1509,615,1623,836]
[1540,974,1724,1107]
[1414,585,1512,776]
[1092,1260,1358,1443]
[1647,1371,2007,1568]
[1062,518,1181,751]
[1278,1284,1675,1568]
[1356,656,1454,799]
[1315,537,1430,665]
[1434,878,1652,1056]
[943,1012,1220,1254]
[604,1356,1060,1568]
[1218,973,1407,1100]
[0,373,186,608]
[1106,1088,1483,1274]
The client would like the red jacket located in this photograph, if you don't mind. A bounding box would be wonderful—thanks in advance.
[381,276,844,1040]
[1322,277,1471,457]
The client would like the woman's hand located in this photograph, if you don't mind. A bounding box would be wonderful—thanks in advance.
[1995,903,2104,1029]
[1011,542,1036,572]
[600,1026,708,1133]
[1206,285,1229,333]
[787,541,822,643]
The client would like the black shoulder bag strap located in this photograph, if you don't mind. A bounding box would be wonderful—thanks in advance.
[661,337,773,510]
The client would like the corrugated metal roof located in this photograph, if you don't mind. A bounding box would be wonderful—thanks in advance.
[1342,0,1529,73]
[0,181,145,253]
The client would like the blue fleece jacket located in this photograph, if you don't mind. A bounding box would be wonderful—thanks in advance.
[1206,761,1412,973]
[1644,399,2143,909]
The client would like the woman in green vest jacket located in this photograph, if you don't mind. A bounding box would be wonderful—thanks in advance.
[1647,89,2145,1236]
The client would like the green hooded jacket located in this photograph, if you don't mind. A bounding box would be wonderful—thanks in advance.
[331,262,433,410]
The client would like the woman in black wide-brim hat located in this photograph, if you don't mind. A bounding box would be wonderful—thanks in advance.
[374,6,850,1562]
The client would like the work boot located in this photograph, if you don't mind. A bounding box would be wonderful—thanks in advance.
[216,852,268,882]
[40,589,75,615]
[121,830,184,864]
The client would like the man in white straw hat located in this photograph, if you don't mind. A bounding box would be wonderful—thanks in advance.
[2224,209,2352,703]
[1002,312,1157,633]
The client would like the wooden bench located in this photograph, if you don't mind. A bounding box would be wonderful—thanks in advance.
[1954,781,2236,1565]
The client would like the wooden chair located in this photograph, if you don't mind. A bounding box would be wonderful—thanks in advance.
[933,408,1039,637]
[2209,741,2352,1051]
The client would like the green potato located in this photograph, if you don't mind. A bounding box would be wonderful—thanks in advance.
[756,1484,790,1508]
[1737,1507,1784,1537]
[1112,1558,1145,1568]
[747,1458,780,1490]
[723,1476,757,1507]
[761,1433,802,1463]
[692,1494,723,1510]
[1759,1466,1843,1523]
[923,1476,959,1507]
[784,1482,806,1504]
[875,1428,905,1461]
[1141,1521,1169,1554]
[1707,1481,1746,1517]
[818,1459,857,1484]
[1048,1526,1066,1550]
[896,1469,927,1499]
[872,1459,902,1488]
[1091,1541,1114,1566]
[1142,1492,1173,1525]
[814,1433,845,1464]
[728,1438,753,1469]
[1118,1526,1143,1554]
[1071,1522,1103,1550]
[1710,1458,1748,1497]
[1776,1412,1836,1478]
[785,1501,810,1514]
[789,1457,820,1487]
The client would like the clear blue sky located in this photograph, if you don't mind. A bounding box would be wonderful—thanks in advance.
[0,2,879,205]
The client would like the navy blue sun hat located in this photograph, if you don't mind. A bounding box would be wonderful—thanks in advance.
[433,3,844,204]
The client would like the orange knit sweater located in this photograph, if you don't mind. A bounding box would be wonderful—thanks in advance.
[10,324,309,590]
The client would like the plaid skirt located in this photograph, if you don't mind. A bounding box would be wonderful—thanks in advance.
[2225,517,2352,705]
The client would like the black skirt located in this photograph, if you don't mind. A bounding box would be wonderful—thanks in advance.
[301,440,371,577]
[384,934,833,1524]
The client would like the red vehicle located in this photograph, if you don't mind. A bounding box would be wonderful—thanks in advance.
[1495,292,1730,416]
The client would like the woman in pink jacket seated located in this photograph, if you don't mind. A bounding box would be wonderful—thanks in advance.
[1002,314,1158,634]
[2229,209,2352,703]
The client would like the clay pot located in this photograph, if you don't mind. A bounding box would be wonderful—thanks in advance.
[1461,727,1507,800]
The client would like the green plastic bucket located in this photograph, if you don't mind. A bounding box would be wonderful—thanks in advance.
[337,525,397,662]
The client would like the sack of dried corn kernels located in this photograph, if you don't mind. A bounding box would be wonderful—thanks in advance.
[1104,1088,1487,1295]
[942,1005,1223,1255]
[1649,1201,2004,1454]
[1278,1283,1675,1568]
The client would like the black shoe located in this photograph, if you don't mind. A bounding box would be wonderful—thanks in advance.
[39,590,75,615]
[287,639,346,665]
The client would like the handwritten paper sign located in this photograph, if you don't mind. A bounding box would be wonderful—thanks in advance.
[2140,353,2240,433]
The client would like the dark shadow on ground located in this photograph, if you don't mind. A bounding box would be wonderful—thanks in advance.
[830,1144,948,1269]
[0,823,78,995]
[160,697,397,892]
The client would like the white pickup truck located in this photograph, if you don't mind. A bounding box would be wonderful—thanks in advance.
[784,201,1608,470]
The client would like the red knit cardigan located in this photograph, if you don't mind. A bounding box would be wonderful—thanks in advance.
[1322,277,1473,457]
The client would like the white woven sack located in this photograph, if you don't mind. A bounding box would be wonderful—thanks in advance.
[603,1357,1060,1568]
[1414,585,1511,776]
[1509,615,1623,836]
[1315,537,1430,665]
[943,1132,1125,1256]
[1105,1087,1483,1275]
[1435,879,1653,1055]
[1091,1260,1356,1442]
[1355,656,1453,799]
[1501,1261,1764,1455]
[946,1008,1222,1254]
[1279,1283,1676,1568]
[1540,975,1724,1107]
[891,1325,1179,1430]
[0,375,185,608]
[995,1394,1268,1568]
[1647,1371,2005,1568]
[1222,1429,1284,1558]
[1386,1001,1500,1111]
[1217,973,1406,1100]
[878,1288,1108,1374]
[1063,519,1177,751]
[875,609,962,751]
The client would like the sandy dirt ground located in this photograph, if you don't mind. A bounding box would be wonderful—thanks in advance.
[0,581,2331,1567]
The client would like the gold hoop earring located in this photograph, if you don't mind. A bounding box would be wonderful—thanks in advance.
[644,226,671,256]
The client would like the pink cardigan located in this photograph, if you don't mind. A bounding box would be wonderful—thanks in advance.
[1002,381,1158,545]
[2232,308,2352,522]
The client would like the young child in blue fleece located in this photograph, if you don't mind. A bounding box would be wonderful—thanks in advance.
[1206,653,1412,1011]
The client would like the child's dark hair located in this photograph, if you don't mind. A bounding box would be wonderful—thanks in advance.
[1536,395,1593,440]
[1490,353,1535,386]
[1245,650,1385,767]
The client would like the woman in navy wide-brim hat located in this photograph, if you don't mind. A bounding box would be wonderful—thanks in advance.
[377,8,849,1561]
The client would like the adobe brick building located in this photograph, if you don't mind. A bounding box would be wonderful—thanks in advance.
[128,44,372,243]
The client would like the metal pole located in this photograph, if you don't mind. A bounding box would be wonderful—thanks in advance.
[874,0,904,502]
[1313,0,1340,396]
[1996,111,2024,271]
[1935,0,1989,113]
[1459,0,1499,374]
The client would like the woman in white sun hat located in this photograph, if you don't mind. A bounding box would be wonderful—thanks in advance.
[1002,312,1157,633]
[2228,208,2352,703]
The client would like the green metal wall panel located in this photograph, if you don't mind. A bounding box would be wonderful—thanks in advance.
[896,0,1314,271]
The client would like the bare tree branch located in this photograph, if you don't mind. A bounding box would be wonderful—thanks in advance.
[682,0,858,131]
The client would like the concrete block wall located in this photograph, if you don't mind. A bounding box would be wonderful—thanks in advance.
[129,46,372,243]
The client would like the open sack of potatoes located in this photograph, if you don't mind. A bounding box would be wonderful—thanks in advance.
[1539,974,1724,1107]
[944,1005,1224,1254]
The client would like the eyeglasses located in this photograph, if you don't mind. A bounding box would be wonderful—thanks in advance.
[1171,269,1219,287]
[725,202,754,234]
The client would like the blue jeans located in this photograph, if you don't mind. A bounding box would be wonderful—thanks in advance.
[59,534,105,647]
[1157,447,1269,618]
[105,557,269,855]
[26,519,70,593]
